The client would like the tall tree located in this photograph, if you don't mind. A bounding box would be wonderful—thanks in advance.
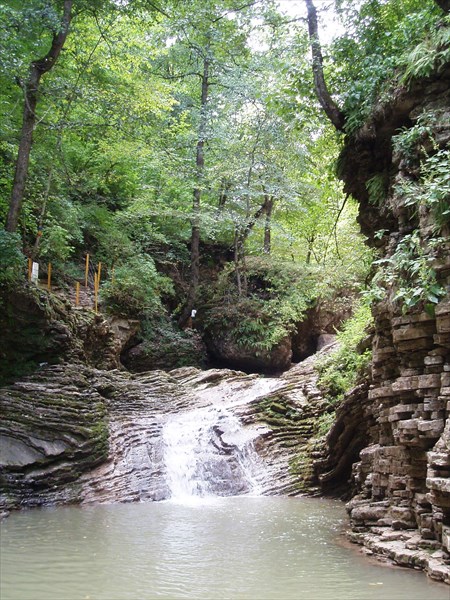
[178,43,210,327]
[152,0,255,326]
[6,1,73,232]
[304,0,345,131]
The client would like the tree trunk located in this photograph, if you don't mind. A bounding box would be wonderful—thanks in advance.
[218,179,231,211]
[233,194,272,296]
[32,168,53,259]
[434,0,450,12]
[263,195,274,254]
[6,0,73,232]
[233,227,243,297]
[179,56,209,327]
[304,0,345,132]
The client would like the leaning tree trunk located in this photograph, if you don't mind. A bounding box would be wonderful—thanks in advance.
[233,226,244,297]
[233,194,272,295]
[6,0,73,232]
[179,56,210,328]
[304,0,345,132]
[434,0,450,12]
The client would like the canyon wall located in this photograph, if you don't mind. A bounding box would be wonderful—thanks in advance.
[319,64,450,581]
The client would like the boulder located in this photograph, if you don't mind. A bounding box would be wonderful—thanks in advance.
[205,332,292,373]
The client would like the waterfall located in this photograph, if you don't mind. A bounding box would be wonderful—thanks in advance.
[162,405,263,501]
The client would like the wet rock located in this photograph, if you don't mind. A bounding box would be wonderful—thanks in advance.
[204,332,293,373]
[0,344,339,510]
[0,285,140,383]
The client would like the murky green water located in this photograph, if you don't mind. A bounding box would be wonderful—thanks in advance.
[1,496,448,600]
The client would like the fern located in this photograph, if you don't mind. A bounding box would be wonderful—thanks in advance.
[401,17,450,84]
[366,174,387,206]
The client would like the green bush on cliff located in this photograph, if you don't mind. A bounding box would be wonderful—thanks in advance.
[316,301,373,404]
[0,231,25,286]
[369,231,446,313]
[332,1,443,134]
[139,316,206,369]
[100,256,174,318]
[392,129,450,230]
[203,257,315,353]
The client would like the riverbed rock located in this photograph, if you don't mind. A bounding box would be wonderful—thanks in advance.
[0,344,338,511]
[0,364,110,510]
[204,331,293,373]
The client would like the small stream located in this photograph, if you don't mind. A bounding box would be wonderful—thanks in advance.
[162,405,264,500]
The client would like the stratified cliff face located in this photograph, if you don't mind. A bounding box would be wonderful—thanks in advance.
[0,285,139,383]
[320,63,450,582]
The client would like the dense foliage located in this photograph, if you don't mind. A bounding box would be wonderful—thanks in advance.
[202,257,316,353]
[0,0,446,367]
[316,300,373,405]
[0,231,25,286]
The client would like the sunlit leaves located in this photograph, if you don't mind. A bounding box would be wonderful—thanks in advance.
[331,0,443,132]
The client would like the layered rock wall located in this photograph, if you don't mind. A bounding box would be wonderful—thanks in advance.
[0,285,139,383]
[320,62,450,582]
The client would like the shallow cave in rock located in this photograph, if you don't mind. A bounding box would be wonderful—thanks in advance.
[205,354,286,376]
[291,332,338,364]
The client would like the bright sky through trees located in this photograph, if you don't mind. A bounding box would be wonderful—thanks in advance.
[277,0,346,40]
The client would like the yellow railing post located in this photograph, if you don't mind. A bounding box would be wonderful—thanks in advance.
[97,261,102,284]
[47,263,52,290]
[94,272,98,313]
[85,253,90,288]
[75,282,80,307]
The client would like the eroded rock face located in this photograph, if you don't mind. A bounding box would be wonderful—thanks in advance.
[318,63,450,583]
[203,296,351,372]
[0,285,139,382]
[292,300,352,362]
[0,364,110,510]
[0,347,336,512]
[204,331,293,373]
[121,326,207,372]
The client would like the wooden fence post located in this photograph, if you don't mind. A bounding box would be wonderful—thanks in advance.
[94,272,98,313]
[28,258,32,281]
[75,282,80,307]
[47,263,52,290]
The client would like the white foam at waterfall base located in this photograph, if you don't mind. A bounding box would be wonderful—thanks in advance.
[162,405,264,503]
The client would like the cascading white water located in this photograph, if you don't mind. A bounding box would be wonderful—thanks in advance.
[162,405,263,500]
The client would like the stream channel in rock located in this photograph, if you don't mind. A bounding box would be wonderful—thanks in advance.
[1,359,449,599]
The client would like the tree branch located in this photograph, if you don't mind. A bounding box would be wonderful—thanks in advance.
[33,1,73,75]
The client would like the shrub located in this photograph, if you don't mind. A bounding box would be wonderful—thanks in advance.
[0,230,25,286]
[203,257,316,353]
[39,224,75,264]
[316,301,373,404]
[368,231,446,313]
[137,316,206,369]
[100,255,174,318]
